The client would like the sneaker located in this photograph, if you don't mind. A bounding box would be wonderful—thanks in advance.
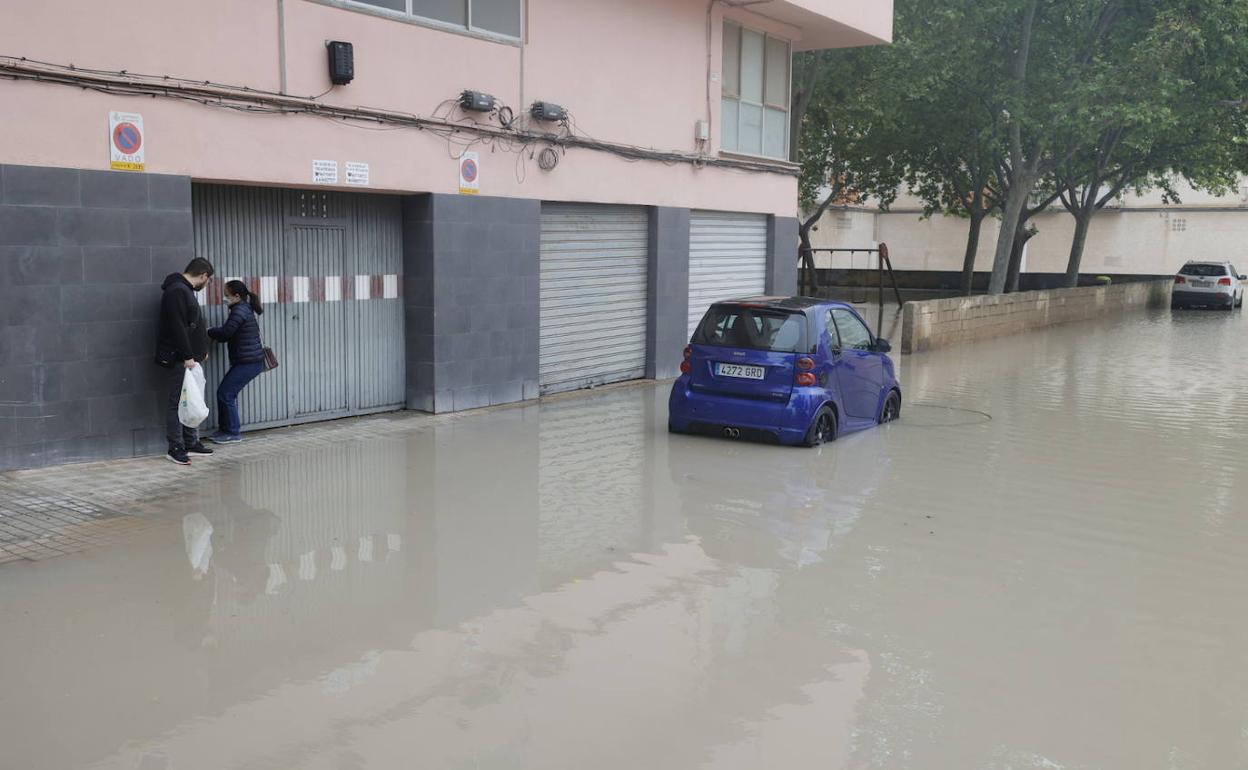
[208,433,242,444]
[187,442,214,455]
[167,447,192,466]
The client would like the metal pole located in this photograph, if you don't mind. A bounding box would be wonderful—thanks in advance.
[877,249,884,334]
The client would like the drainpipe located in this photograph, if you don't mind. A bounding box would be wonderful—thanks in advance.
[277,0,288,94]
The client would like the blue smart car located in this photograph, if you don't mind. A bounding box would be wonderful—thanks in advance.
[668,297,900,446]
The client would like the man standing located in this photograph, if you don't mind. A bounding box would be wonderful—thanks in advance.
[156,258,215,466]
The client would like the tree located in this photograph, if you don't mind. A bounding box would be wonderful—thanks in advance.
[1053,1,1248,286]
[897,2,1010,296]
[985,0,1132,295]
[794,48,903,293]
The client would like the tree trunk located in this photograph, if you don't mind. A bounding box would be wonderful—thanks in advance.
[990,0,1039,295]
[798,227,820,295]
[989,173,1034,294]
[961,212,986,296]
[1006,223,1036,293]
[1063,210,1093,288]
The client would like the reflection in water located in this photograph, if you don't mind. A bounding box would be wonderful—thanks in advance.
[1,309,1247,768]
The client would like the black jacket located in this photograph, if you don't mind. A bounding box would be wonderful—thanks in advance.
[209,302,265,365]
[155,274,209,366]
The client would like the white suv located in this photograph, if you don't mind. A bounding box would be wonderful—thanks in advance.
[1172,261,1245,310]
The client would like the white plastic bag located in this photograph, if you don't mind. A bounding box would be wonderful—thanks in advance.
[181,512,214,579]
[178,364,209,428]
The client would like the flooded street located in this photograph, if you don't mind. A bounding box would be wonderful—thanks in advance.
[3,307,1248,769]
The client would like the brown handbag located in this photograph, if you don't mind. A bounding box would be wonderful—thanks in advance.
[263,346,280,371]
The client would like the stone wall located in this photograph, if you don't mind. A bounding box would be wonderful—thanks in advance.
[0,164,194,471]
[900,280,1173,354]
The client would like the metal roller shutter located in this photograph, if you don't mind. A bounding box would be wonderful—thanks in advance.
[540,203,649,394]
[193,184,405,432]
[687,211,769,336]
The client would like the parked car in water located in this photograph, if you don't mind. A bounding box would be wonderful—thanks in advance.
[1172,261,1245,310]
[668,297,901,447]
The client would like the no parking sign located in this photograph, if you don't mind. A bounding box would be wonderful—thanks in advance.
[458,152,480,195]
[109,111,145,172]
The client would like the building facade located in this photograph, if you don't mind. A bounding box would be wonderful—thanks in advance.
[0,0,893,470]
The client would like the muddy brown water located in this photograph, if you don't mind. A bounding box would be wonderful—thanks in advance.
[1,307,1246,769]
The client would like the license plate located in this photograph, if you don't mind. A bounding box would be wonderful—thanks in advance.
[717,363,765,380]
[1193,280,1213,288]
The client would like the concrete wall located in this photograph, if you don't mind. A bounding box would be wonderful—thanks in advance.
[767,215,801,295]
[812,194,1248,279]
[403,193,541,414]
[900,280,1173,354]
[646,208,691,380]
[0,164,194,469]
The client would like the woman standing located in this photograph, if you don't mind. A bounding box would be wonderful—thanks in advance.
[207,280,267,444]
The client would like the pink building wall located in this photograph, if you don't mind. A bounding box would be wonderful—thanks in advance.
[0,0,888,215]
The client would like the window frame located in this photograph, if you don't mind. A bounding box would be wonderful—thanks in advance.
[824,311,842,350]
[310,0,524,45]
[720,19,791,160]
[831,309,874,351]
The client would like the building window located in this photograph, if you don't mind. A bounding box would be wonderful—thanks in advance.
[351,0,522,39]
[721,21,790,159]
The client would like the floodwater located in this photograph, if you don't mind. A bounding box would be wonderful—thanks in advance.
[2,307,1247,769]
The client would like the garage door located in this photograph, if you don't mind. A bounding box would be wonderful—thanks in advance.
[193,185,405,432]
[539,204,649,394]
[687,211,769,336]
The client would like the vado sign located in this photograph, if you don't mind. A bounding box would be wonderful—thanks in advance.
[109,111,145,172]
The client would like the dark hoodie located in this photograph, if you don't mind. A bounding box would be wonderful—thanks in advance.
[155,273,209,366]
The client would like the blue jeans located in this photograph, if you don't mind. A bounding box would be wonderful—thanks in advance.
[216,361,265,437]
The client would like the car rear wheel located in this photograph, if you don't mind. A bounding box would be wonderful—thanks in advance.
[803,406,837,448]
[879,391,901,424]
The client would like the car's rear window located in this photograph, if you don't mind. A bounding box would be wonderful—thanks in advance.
[694,306,807,353]
[1179,263,1228,277]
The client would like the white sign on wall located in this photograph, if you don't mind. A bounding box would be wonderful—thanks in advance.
[459,152,480,195]
[345,162,370,186]
[313,160,338,185]
[109,112,145,172]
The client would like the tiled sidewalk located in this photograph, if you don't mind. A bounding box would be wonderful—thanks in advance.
[0,378,659,565]
[0,408,437,564]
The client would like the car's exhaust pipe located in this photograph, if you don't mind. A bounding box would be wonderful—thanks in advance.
[722,427,741,439]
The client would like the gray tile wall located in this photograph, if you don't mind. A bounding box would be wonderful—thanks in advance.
[403,193,540,413]
[767,215,800,296]
[646,207,691,380]
[0,164,194,471]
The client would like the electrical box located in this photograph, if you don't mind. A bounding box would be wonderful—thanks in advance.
[530,101,568,123]
[459,90,496,113]
[695,120,710,141]
[327,41,354,86]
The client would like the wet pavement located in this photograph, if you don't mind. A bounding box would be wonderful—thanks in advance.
[2,306,1247,769]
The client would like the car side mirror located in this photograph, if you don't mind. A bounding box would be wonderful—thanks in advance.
[873,338,892,353]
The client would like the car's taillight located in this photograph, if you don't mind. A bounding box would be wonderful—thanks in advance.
[1218,277,1233,286]
[679,346,692,374]
[1174,275,1186,284]
[683,346,692,360]
[796,357,815,371]
[795,372,817,386]
[679,361,691,374]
